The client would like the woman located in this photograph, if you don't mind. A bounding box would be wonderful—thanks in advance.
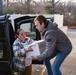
[13,29,34,75]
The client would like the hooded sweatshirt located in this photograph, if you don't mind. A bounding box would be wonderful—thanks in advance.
[37,21,72,61]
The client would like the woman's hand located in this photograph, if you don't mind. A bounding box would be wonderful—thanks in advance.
[28,46,33,52]
[18,50,26,57]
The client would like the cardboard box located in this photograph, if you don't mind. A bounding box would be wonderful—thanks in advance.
[26,40,46,58]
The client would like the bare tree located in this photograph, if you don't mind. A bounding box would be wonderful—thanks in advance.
[0,0,3,15]
[7,0,9,8]
[41,0,61,14]
[33,1,43,14]
[48,0,61,14]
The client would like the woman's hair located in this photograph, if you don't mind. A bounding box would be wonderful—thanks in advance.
[15,29,22,38]
[17,29,22,35]
[34,15,47,25]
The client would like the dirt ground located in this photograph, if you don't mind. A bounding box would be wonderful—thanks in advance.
[32,29,76,75]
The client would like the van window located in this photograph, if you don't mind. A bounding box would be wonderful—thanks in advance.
[20,22,36,39]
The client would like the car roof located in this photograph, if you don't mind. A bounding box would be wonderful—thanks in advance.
[8,14,53,31]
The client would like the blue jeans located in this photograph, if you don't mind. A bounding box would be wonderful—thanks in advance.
[43,51,70,75]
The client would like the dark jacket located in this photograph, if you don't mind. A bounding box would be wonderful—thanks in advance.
[37,21,72,61]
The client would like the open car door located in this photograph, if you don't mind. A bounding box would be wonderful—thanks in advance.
[0,16,13,75]
[0,15,44,75]
[9,15,43,64]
